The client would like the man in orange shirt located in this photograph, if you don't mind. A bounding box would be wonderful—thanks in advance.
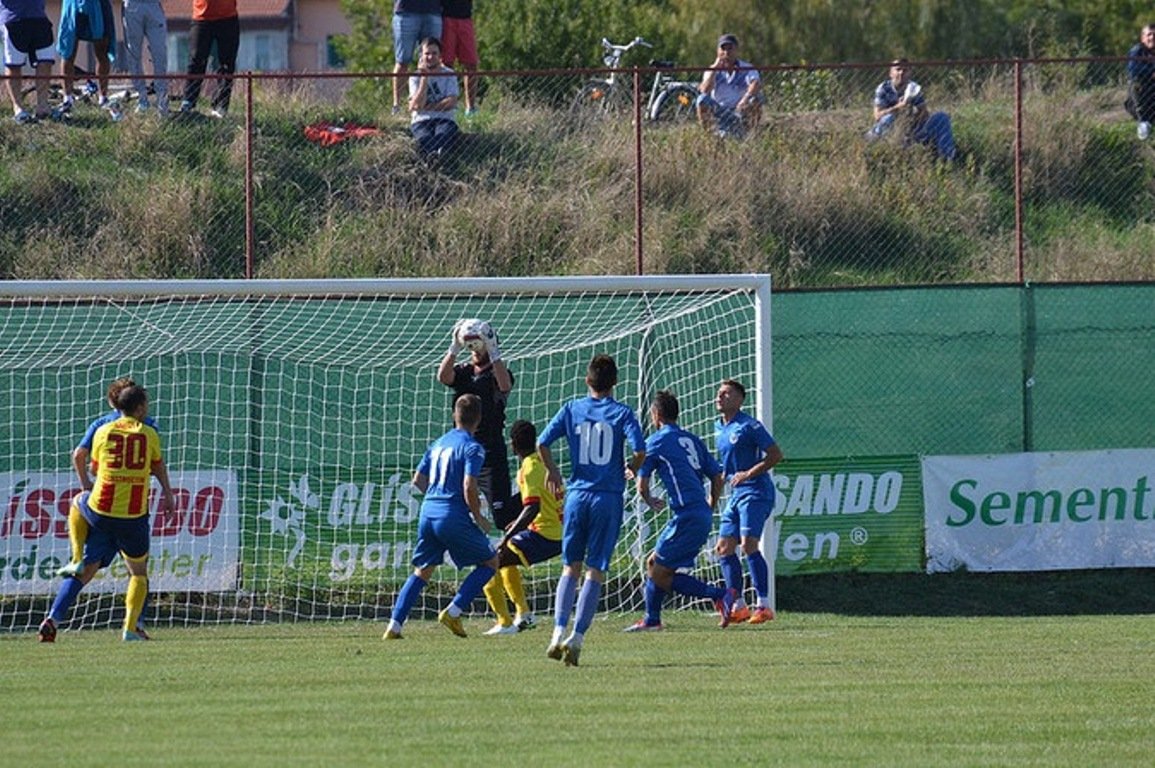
[179,0,239,118]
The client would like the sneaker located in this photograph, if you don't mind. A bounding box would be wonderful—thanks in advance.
[133,625,151,640]
[123,630,147,642]
[748,606,775,625]
[515,614,538,631]
[55,561,82,578]
[1140,121,1151,140]
[715,587,737,628]
[729,604,752,624]
[37,618,57,643]
[623,619,664,633]
[103,100,124,123]
[484,623,518,636]
[382,629,403,640]
[438,608,467,638]
[209,108,226,119]
[13,110,35,124]
[546,643,564,661]
[562,644,581,667]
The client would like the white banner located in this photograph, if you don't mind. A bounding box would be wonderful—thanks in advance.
[923,449,1155,573]
[0,470,240,594]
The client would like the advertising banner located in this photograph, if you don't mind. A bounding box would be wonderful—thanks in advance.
[923,449,1155,572]
[0,470,239,594]
[773,455,924,575]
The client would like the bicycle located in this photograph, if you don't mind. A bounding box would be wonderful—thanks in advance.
[570,37,702,125]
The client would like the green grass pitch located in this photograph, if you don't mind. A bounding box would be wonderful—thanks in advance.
[3,611,1153,766]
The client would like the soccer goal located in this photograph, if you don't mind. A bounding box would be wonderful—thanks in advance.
[0,275,772,631]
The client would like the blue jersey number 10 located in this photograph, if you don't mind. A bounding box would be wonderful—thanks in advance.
[576,421,613,466]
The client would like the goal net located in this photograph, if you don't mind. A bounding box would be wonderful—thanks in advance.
[0,275,771,632]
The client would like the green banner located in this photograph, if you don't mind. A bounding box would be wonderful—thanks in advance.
[774,455,924,574]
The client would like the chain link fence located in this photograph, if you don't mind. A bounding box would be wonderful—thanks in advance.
[1,57,1152,285]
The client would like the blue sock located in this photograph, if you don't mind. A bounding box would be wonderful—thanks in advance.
[671,572,724,600]
[453,565,496,612]
[554,572,577,629]
[643,579,666,625]
[573,579,602,635]
[720,553,743,594]
[49,576,85,623]
[391,573,427,625]
[747,551,769,600]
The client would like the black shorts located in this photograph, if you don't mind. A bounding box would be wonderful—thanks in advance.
[75,0,114,41]
[5,18,54,55]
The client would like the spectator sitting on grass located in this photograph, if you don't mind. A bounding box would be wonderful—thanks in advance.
[868,58,957,162]
[409,36,459,158]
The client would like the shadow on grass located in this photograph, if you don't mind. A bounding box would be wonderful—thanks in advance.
[780,568,1155,616]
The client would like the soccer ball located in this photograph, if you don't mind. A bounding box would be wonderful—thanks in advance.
[457,318,490,352]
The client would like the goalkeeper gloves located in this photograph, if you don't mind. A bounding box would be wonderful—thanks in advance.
[483,325,502,363]
[448,319,465,357]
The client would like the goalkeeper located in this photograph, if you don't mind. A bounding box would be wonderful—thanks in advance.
[438,319,515,530]
[481,419,562,635]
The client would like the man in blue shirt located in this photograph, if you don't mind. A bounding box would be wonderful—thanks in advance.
[383,393,499,639]
[714,379,783,625]
[868,58,957,161]
[539,354,646,666]
[696,33,762,138]
[624,390,734,632]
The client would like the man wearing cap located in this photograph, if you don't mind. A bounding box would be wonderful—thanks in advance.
[696,33,762,138]
[868,58,957,161]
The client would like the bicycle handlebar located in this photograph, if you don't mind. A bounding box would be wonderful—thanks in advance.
[600,36,654,56]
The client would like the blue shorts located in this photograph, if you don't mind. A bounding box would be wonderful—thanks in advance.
[653,505,712,571]
[561,488,624,572]
[76,492,150,564]
[719,493,773,540]
[507,529,561,567]
[392,12,442,65]
[412,510,495,569]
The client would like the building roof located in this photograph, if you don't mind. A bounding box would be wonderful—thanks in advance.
[161,0,292,22]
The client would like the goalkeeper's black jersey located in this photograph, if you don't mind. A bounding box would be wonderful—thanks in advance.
[450,362,512,454]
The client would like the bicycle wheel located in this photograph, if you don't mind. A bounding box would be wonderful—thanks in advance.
[650,84,700,124]
[570,80,628,124]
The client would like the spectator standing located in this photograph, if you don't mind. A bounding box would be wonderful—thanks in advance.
[440,0,477,115]
[1127,24,1155,140]
[696,33,762,138]
[179,0,239,118]
[57,0,122,120]
[408,36,460,157]
[391,0,441,114]
[0,0,55,122]
[122,0,169,115]
[868,58,957,161]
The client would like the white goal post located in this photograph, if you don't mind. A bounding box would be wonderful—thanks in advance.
[0,275,772,631]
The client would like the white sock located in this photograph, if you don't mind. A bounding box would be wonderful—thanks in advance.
[756,598,770,609]
[385,619,402,634]
[550,626,565,646]
[446,603,463,618]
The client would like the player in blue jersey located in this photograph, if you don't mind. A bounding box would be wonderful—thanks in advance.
[714,379,783,625]
[623,390,734,632]
[383,393,500,640]
[539,354,646,666]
